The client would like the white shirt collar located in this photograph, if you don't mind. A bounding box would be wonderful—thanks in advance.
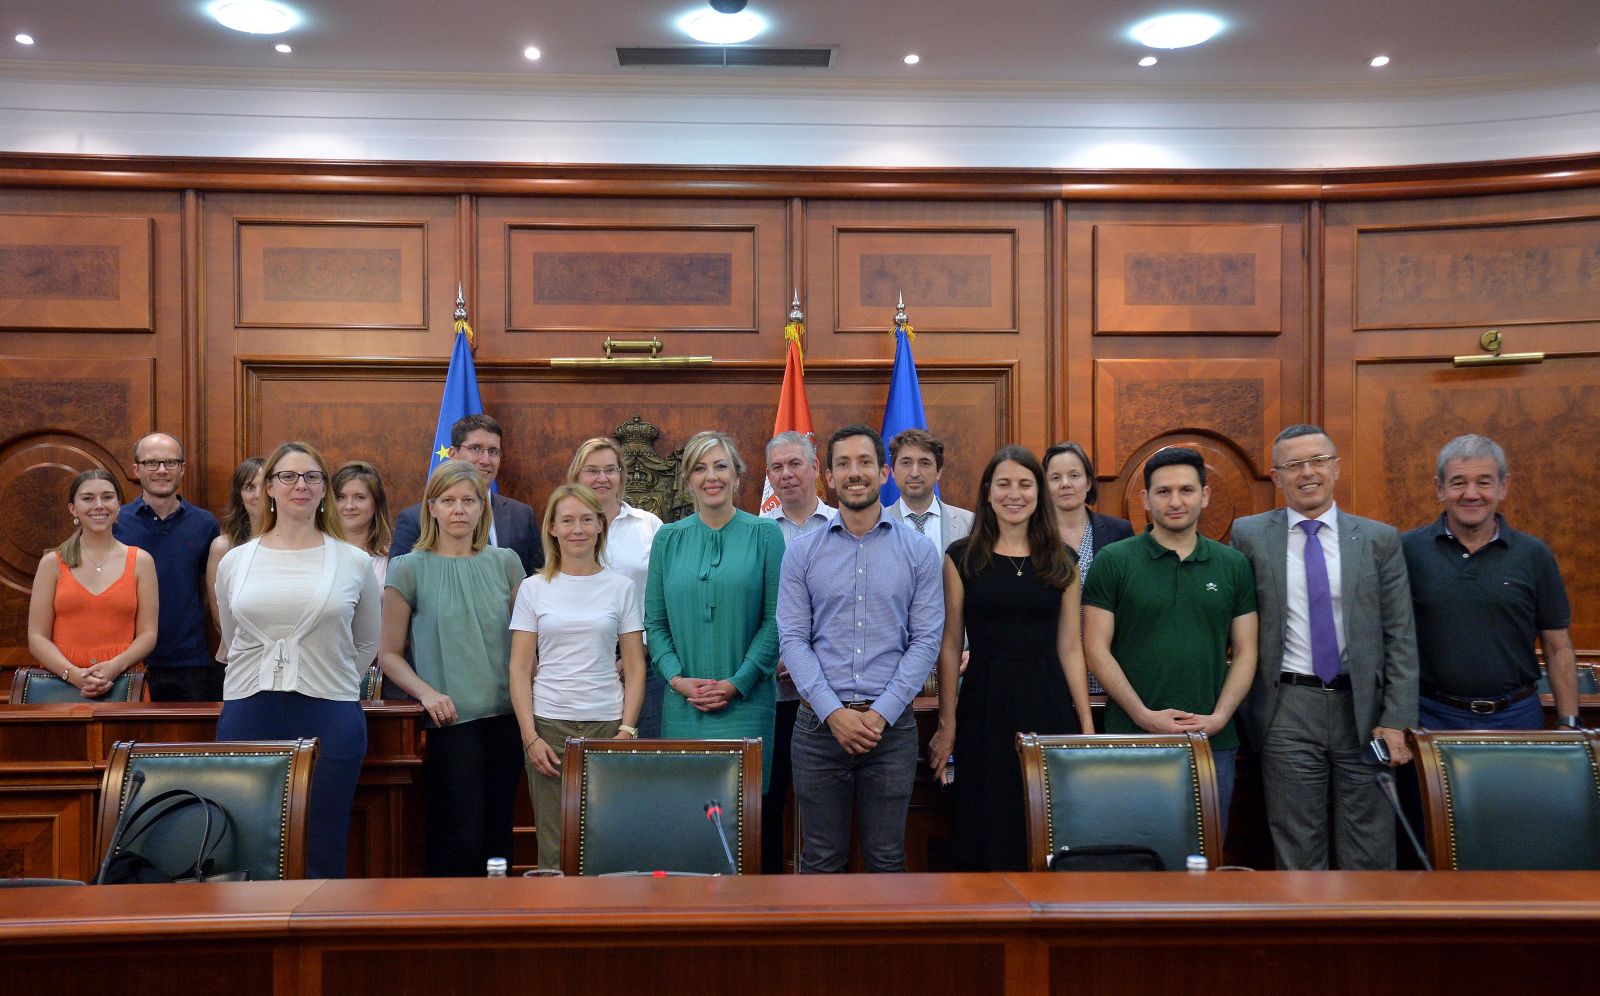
[896,494,943,519]
[1286,502,1339,531]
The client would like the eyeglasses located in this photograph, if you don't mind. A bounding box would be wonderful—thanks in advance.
[137,459,184,471]
[1273,455,1337,473]
[270,471,327,486]
[457,443,502,459]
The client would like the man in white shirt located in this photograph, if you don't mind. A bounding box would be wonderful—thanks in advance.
[882,428,973,555]
[761,430,838,873]
[1230,424,1418,870]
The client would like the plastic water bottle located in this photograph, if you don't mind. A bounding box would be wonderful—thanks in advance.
[1185,854,1209,872]
[486,857,508,877]
[941,755,955,787]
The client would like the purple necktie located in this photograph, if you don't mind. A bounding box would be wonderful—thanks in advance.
[1298,519,1342,684]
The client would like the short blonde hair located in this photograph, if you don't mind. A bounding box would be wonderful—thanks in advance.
[565,437,625,485]
[677,430,745,499]
[539,483,608,581]
[258,441,344,540]
[414,460,491,553]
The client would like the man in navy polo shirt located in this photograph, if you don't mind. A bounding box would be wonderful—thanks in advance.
[114,432,221,701]
[1402,434,1579,731]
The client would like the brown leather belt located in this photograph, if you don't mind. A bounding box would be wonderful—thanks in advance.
[1426,682,1538,715]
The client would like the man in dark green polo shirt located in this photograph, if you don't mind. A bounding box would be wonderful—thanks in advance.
[1083,447,1258,826]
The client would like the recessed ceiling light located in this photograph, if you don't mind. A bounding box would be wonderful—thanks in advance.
[274,43,292,53]
[15,33,35,45]
[677,8,765,45]
[903,53,920,65]
[1130,13,1223,50]
[1369,55,1390,68]
[207,0,300,35]
[524,46,542,61]
[1139,55,1158,67]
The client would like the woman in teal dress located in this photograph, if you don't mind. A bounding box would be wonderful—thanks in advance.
[645,430,784,791]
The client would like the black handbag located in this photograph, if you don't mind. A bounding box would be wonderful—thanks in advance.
[1047,844,1166,872]
[101,788,248,883]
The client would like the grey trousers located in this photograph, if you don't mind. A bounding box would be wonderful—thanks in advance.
[1261,682,1395,870]
[791,704,918,873]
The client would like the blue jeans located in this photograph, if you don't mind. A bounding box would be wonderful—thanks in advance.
[790,704,918,873]
[1418,692,1544,731]
[1212,746,1237,842]
[216,691,366,879]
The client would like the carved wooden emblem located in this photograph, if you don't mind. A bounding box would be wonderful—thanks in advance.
[615,416,694,523]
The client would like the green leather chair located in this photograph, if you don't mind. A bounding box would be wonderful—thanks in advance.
[1016,733,1221,871]
[1408,728,1600,870]
[95,739,319,881]
[10,666,146,703]
[560,738,762,876]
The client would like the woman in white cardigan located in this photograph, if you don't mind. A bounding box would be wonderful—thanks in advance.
[215,440,381,878]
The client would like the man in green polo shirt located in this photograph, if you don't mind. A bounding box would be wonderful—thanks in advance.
[1083,446,1258,828]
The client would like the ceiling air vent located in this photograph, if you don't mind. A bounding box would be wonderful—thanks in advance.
[617,46,835,68]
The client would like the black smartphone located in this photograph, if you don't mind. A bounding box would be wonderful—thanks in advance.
[1366,736,1390,765]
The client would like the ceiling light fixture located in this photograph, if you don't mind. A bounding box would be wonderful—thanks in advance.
[524,46,542,61]
[678,0,765,45]
[1368,55,1390,67]
[1130,13,1223,50]
[903,53,920,65]
[207,0,300,35]
[274,43,292,53]
[15,33,35,45]
[1139,55,1158,67]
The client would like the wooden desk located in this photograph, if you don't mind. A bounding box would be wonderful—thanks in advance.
[0,702,424,882]
[0,872,1596,995]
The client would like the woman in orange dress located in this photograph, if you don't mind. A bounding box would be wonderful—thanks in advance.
[27,469,158,697]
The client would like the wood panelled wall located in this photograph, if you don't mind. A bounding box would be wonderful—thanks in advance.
[1,156,1597,660]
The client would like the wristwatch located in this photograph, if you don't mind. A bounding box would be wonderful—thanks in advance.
[1556,714,1582,729]
[617,724,638,737]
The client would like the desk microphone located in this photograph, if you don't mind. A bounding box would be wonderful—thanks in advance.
[95,769,146,885]
[1374,769,1433,872]
[703,800,738,876]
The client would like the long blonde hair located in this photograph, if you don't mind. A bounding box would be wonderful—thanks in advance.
[539,483,608,581]
[414,460,491,553]
[257,441,344,540]
[57,469,122,568]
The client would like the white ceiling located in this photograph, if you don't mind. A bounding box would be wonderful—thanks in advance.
[6,0,1597,88]
[2,1,1599,169]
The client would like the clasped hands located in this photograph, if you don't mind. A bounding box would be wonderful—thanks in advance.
[671,676,738,712]
[1135,707,1228,737]
[827,707,886,755]
[65,663,117,698]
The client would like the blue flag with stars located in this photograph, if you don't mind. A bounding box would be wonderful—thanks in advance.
[879,322,929,507]
[428,328,484,484]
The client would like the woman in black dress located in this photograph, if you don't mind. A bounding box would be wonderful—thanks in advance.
[928,445,1092,871]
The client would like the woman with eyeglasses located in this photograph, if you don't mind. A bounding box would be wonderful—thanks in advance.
[214,441,382,878]
[28,469,159,698]
[377,460,526,876]
[566,436,663,733]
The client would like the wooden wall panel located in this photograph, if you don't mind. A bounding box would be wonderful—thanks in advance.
[0,214,154,332]
[236,221,428,329]
[1065,203,1308,535]
[1326,187,1600,654]
[479,198,789,359]
[806,201,1048,459]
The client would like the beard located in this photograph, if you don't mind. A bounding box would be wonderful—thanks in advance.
[837,477,881,511]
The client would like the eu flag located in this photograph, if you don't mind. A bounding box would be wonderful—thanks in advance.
[427,327,484,485]
[879,322,929,507]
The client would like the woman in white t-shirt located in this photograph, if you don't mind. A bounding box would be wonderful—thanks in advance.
[509,483,646,871]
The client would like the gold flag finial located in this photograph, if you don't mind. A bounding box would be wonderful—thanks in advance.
[893,290,914,341]
[784,290,806,362]
[453,283,476,350]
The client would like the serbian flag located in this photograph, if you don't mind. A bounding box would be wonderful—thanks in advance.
[758,315,815,515]
[878,308,928,507]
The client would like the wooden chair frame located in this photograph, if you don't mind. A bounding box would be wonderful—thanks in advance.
[1016,732,1222,871]
[360,663,384,701]
[1407,727,1600,871]
[559,737,763,876]
[10,666,146,703]
[95,739,319,880]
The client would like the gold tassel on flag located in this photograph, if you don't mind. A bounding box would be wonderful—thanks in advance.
[785,293,806,363]
[893,290,914,341]
[454,284,477,351]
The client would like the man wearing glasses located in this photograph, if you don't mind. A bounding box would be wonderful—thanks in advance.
[389,414,542,575]
[1230,424,1418,870]
[114,432,222,701]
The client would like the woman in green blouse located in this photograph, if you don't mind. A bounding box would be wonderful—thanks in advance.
[378,460,525,876]
[645,430,784,790]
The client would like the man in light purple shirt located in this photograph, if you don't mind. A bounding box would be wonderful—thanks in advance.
[778,423,943,873]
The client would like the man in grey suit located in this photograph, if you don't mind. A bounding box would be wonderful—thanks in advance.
[390,413,543,576]
[883,428,973,554]
[1230,424,1418,870]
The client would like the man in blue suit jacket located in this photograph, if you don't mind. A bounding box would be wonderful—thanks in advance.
[1230,424,1417,870]
[389,414,543,576]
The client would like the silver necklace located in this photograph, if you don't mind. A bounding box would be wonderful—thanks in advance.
[1003,554,1026,577]
[84,546,116,573]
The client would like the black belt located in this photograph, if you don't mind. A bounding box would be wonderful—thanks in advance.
[1280,671,1351,691]
[1426,683,1538,715]
[801,699,873,713]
